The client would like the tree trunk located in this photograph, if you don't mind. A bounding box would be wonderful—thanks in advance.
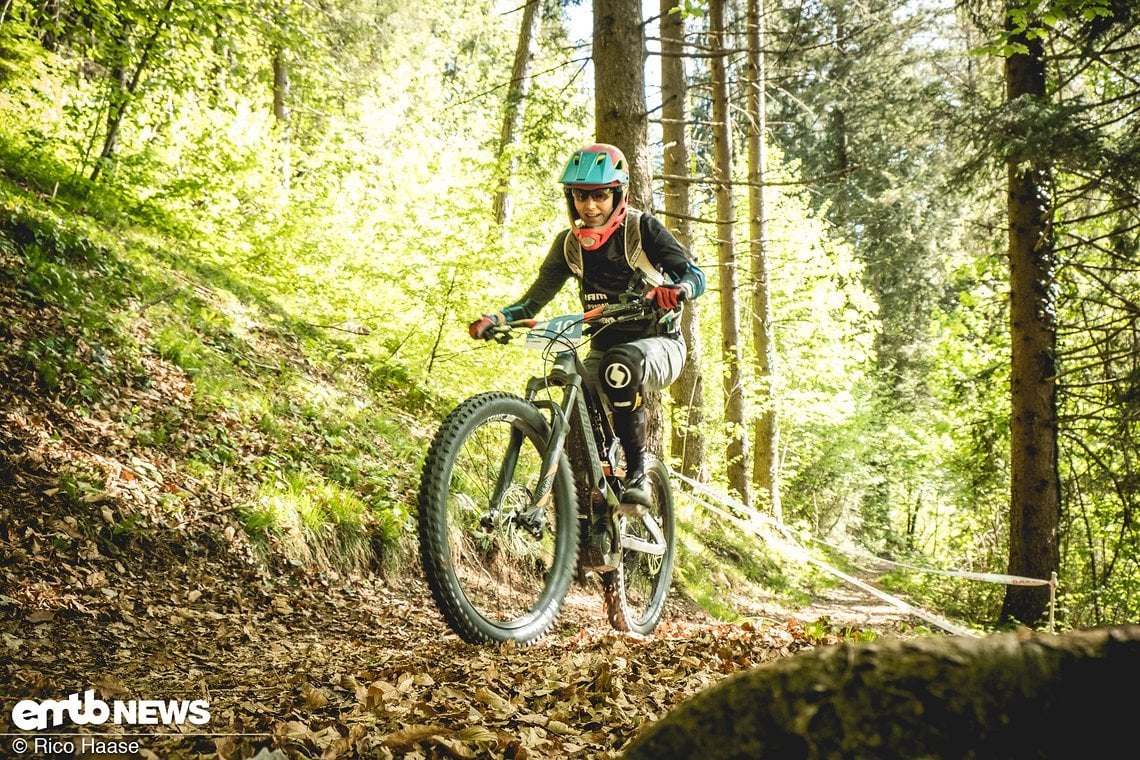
[92,62,129,182]
[1001,11,1060,629]
[709,0,750,505]
[593,0,650,210]
[493,0,544,229]
[89,0,175,183]
[623,626,1140,759]
[661,0,706,482]
[830,106,848,225]
[593,0,664,451]
[746,0,780,519]
[35,0,62,50]
[272,43,291,193]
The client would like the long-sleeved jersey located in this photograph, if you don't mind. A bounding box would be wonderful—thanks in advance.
[499,209,706,351]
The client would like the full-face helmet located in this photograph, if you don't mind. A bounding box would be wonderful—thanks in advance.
[559,143,629,250]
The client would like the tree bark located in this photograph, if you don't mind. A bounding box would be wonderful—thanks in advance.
[661,0,706,482]
[709,0,750,505]
[1001,9,1060,629]
[493,0,544,229]
[593,0,664,451]
[623,626,1140,759]
[746,0,780,519]
[89,0,175,183]
[272,41,291,193]
[593,0,650,210]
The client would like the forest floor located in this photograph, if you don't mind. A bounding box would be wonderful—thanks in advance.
[0,458,922,760]
[0,387,926,760]
[0,248,928,760]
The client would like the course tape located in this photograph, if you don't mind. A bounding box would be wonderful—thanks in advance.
[671,470,987,637]
[810,535,1056,588]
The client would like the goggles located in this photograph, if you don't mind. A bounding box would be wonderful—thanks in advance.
[569,187,614,203]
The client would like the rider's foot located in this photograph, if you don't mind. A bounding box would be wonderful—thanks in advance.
[580,516,618,573]
[621,467,652,508]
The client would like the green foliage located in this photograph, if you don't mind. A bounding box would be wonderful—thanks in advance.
[239,472,379,574]
[0,22,43,86]
[57,469,105,511]
[0,206,148,404]
[877,567,1006,630]
[673,499,816,621]
[723,174,882,536]
[1,177,427,573]
[1,0,1135,631]
[801,618,879,644]
[154,326,208,375]
[971,0,1116,56]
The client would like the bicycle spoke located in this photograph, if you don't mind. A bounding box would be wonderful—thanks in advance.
[418,392,579,645]
[448,418,550,621]
[604,459,675,635]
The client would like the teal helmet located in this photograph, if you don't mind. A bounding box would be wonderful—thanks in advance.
[560,143,629,250]
[559,143,629,187]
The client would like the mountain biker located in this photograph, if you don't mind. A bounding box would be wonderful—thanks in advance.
[468,143,706,521]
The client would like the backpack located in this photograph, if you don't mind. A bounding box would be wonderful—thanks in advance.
[562,208,666,287]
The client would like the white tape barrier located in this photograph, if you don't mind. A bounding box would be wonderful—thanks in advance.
[808,536,1058,634]
[810,535,1057,588]
[671,470,981,637]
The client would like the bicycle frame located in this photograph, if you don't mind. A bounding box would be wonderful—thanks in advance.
[519,347,667,557]
[527,350,617,512]
[418,293,676,644]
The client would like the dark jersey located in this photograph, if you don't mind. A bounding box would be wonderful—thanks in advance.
[501,211,699,351]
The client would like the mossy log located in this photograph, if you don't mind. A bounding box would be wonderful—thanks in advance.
[622,625,1140,759]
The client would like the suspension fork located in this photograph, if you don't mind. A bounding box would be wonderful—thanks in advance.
[523,352,580,512]
[487,425,525,518]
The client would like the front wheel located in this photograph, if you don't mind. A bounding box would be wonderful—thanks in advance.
[603,458,675,635]
[417,392,579,645]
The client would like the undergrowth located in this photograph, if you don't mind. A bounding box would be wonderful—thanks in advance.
[0,165,892,629]
[671,496,824,622]
[0,181,423,576]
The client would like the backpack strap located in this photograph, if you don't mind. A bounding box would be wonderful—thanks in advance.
[563,229,584,278]
[563,208,666,286]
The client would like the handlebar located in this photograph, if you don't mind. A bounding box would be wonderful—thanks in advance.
[488,295,654,344]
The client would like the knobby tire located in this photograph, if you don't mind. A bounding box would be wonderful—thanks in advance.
[604,458,675,635]
[417,392,579,645]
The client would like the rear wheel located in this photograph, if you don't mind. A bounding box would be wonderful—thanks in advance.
[418,392,579,645]
[603,458,675,635]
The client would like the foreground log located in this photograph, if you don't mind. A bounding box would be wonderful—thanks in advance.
[623,625,1140,759]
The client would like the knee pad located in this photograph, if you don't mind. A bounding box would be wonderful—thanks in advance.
[599,344,646,410]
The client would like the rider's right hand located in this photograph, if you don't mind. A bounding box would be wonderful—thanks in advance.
[645,283,689,311]
[468,314,500,340]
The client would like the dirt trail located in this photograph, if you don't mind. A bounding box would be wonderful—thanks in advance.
[0,355,928,759]
[1,505,922,760]
[3,552,929,760]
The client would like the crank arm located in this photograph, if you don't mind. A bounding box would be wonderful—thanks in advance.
[620,514,666,556]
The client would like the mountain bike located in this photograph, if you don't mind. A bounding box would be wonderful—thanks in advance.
[417,291,676,645]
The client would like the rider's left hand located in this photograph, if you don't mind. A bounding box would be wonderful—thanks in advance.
[645,283,689,311]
